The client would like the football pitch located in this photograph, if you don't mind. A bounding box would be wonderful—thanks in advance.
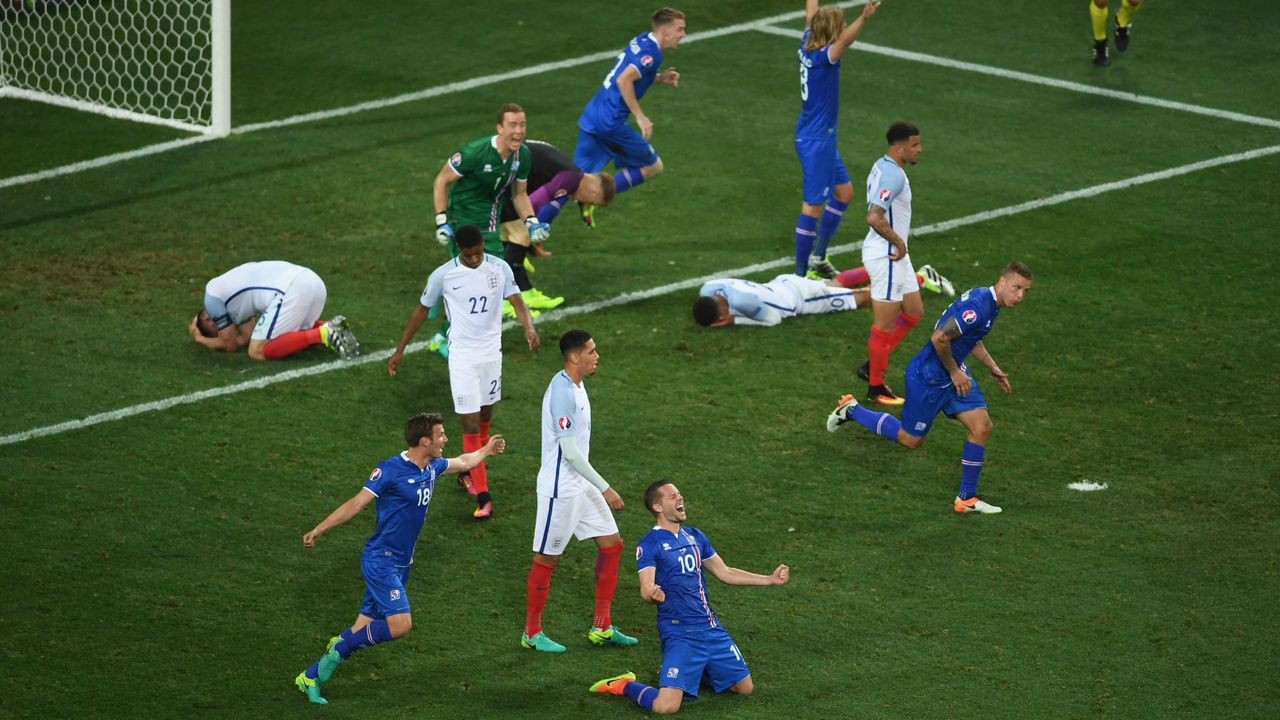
[2,1,1278,718]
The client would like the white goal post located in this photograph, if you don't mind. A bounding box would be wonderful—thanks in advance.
[0,0,229,136]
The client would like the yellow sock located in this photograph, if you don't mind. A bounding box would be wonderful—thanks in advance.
[1089,1,1109,42]
[1117,0,1140,28]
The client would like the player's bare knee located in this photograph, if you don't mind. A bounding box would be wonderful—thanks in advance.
[833,183,854,203]
[898,432,926,449]
[730,676,754,695]
[247,345,266,361]
[651,694,682,714]
[643,159,664,179]
[387,614,413,638]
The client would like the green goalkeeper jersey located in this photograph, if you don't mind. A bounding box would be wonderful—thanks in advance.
[445,136,532,231]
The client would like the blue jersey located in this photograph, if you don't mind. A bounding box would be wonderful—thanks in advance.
[910,287,1001,386]
[579,32,664,134]
[636,525,720,636]
[795,29,841,140]
[360,453,448,566]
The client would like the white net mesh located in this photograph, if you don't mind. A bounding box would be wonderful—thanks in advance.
[0,0,221,132]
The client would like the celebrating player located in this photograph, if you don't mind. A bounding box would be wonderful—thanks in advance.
[522,330,637,653]
[430,103,550,354]
[826,262,1034,514]
[189,260,358,361]
[792,0,880,279]
[574,8,685,200]
[859,120,926,406]
[387,226,539,519]
[293,413,506,705]
[589,481,790,714]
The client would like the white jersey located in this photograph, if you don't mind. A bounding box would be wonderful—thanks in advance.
[420,254,518,363]
[537,370,592,498]
[203,260,309,330]
[861,155,913,262]
[700,274,856,325]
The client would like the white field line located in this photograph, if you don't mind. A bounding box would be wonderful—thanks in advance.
[755,24,1280,129]
[4,141,1277,447]
[0,3,869,191]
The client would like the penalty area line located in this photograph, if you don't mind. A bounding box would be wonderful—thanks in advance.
[2,141,1276,447]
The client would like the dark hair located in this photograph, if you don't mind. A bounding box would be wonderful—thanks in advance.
[559,329,593,357]
[194,310,218,338]
[886,121,920,145]
[497,102,524,124]
[692,296,720,327]
[405,412,445,447]
[455,225,484,250]
[644,479,674,516]
[1002,261,1033,280]
[652,7,685,27]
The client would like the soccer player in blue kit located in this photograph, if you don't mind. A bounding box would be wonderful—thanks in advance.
[589,481,790,715]
[292,413,507,704]
[793,0,880,279]
[574,7,685,198]
[825,262,1034,514]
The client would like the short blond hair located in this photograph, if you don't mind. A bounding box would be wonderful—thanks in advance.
[652,7,685,28]
[806,6,846,52]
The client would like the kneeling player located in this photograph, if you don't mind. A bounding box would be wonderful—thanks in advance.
[589,481,790,715]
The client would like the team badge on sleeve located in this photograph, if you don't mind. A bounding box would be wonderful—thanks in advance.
[962,309,978,324]
[636,546,643,561]
[879,188,892,202]
[640,54,654,67]
[449,152,462,167]
[369,467,382,482]
[557,416,573,430]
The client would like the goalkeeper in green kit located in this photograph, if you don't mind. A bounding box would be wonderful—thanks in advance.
[428,103,551,357]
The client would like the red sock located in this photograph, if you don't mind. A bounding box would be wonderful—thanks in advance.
[887,312,920,349]
[525,558,555,636]
[462,432,488,494]
[867,326,892,386]
[479,419,491,438]
[835,266,870,288]
[593,542,624,630]
[261,327,322,359]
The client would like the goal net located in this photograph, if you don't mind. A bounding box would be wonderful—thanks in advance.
[0,0,229,135]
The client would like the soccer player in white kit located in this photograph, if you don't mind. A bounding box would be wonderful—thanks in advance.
[691,273,869,328]
[190,260,358,361]
[521,329,637,654]
[387,226,539,518]
[861,121,925,406]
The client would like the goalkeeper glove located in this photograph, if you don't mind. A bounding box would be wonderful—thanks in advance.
[435,213,454,245]
[525,216,550,243]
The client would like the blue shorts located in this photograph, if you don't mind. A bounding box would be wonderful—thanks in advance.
[901,361,988,438]
[795,136,850,206]
[574,124,658,173]
[358,556,412,618]
[658,626,749,698]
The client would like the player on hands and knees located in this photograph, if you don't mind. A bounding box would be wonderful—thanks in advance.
[293,413,505,704]
[589,481,790,714]
[827,262,1034,514]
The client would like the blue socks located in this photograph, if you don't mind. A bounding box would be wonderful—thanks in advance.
[813,198,848,259]
[958,441,985,500]
[848,403,902,441]
[613,168,644,194]
[794,213,818,275]
[335,619,393,659]
[623,680,658,711]
[537,197,567,224]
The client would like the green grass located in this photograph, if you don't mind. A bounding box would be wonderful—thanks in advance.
[2,1,1279,718]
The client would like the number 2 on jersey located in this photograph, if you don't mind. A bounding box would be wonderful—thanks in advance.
[468,296,488,314]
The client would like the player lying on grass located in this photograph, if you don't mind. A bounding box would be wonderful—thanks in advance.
[692,264,954,328]
[189,260,358,361]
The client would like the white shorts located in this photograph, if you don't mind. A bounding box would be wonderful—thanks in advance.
[448,358,502,414]
[531,488,619,555]
[773,274,859,316]
[251,269,327,340]
[864,254,919,304]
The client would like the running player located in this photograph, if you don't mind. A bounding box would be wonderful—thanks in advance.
[574,8,685,199]
[1091,0,1144,66]
[589,481,790,714]
[826,262,1034,514]
[293,413,506,705]
[387,226,539,519]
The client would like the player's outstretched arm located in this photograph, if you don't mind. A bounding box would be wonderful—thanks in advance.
[804,0,819,27]
[446,435,507,475]
[303,489,375,547]
[829,0,879,61]
[970,341,1011,394]
[702,554,790,586]
[388,304,431,376]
